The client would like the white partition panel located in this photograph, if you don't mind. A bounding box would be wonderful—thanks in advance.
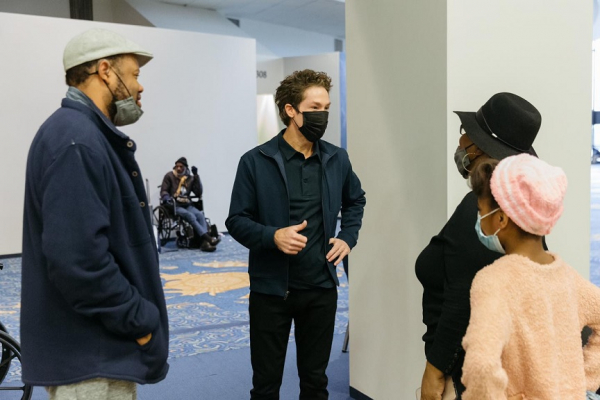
[347,0,591,398]
[0,12,256,255]
[345,2,448,398]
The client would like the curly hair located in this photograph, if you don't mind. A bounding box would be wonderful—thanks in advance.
[275,69,332,126]
[471,159,500,209]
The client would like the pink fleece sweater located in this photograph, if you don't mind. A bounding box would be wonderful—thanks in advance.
[461,253,600,400]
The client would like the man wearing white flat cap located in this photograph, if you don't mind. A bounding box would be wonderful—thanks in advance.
[21,28,168,399]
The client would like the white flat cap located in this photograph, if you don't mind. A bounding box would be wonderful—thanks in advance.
[63,28,153,71]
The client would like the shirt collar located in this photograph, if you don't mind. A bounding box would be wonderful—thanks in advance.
[278,134,321,161]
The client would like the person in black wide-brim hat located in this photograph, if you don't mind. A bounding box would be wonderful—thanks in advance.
[415,92,542,400]
[453,92,542,178]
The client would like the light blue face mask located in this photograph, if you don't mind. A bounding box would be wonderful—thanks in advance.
[475,208,505,254]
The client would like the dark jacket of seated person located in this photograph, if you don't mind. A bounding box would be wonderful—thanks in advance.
[160,162,202,207]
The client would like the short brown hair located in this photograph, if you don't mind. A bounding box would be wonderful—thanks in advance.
[471,159,500,209]
[65,55,124,87]
[275,69,332,126]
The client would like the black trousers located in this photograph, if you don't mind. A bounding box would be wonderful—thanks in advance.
[249,287,338,400]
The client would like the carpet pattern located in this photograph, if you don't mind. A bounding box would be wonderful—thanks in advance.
[0,234,348,384]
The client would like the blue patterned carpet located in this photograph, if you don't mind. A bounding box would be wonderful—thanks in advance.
[0,234,349,386]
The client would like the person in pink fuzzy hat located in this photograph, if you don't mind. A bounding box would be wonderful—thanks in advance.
[461,154,600,400]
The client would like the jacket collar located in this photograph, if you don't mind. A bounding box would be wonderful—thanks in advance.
[61,96,130,142]
[260,129,338,162]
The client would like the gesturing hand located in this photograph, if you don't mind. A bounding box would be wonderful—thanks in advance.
[274,220,308,255]
[191,166,198,175]
[326,238,350,266]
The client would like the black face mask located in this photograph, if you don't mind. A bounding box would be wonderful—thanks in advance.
[293,109,329,142]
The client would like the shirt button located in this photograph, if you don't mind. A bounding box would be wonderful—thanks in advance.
[127,141,134,148]
[140,202,146,207]
[132,171,138,177]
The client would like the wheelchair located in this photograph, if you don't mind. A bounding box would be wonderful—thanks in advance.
[153,196,217,249]
[0,264,33,400]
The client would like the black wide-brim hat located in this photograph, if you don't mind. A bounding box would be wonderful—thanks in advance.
[454,92,541,160]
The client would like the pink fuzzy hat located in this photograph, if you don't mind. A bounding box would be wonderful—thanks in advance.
[490,154,567,236]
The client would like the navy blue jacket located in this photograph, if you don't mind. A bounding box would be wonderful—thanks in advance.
[21,98,169,385]
[226,132,366,297]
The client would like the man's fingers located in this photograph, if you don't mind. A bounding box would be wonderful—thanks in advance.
[290,241,306,251]
[326,246,340,260]
[333,248,350,266]
[290,234,307,247]
[326,240,341,259]
[280,236,307,254]
[334,251,348,266]
[292,232,308,244]
[292,220,308,232]
[327,238,350,264]
[327,244,343,262]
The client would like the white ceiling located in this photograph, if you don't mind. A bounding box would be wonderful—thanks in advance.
[160,0,346,38]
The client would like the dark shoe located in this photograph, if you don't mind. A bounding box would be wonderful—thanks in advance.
[208,236,221,246]
[200,241,216,252]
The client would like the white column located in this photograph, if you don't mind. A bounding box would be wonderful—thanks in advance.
[346,0,591,398]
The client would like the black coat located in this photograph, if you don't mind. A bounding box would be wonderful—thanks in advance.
[226,131,366,297]
[415,192,500,390]
[21,97,169,385]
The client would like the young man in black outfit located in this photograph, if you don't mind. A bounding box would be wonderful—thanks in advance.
[226,69,366,399]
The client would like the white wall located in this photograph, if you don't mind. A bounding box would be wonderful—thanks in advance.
[346,1,448,397]
[283,53,341,147]
[0,12,256,255]
[347,0,591,399]
[446,1,592,276]
[257,58,285,95]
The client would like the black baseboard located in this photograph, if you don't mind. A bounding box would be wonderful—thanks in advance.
[0,253,21,260]
[350,386,374,400]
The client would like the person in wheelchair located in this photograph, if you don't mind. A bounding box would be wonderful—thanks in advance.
[160,157,220,252]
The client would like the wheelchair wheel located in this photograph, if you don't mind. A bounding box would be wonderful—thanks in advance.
[0,321,10,383]
[0,330,33,400]
[153,206,172,246]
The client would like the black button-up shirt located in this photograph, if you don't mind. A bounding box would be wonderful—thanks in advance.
[278,135,334,289]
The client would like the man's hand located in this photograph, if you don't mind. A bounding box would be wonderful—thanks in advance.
[136,333,152,346]
[508,395,525,400]
[274,220,308,254]
[420,361,445,400]
[191,166,198,175]
[326,238,350,266]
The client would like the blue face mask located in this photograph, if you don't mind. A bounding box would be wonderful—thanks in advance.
[475,208,505,254]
